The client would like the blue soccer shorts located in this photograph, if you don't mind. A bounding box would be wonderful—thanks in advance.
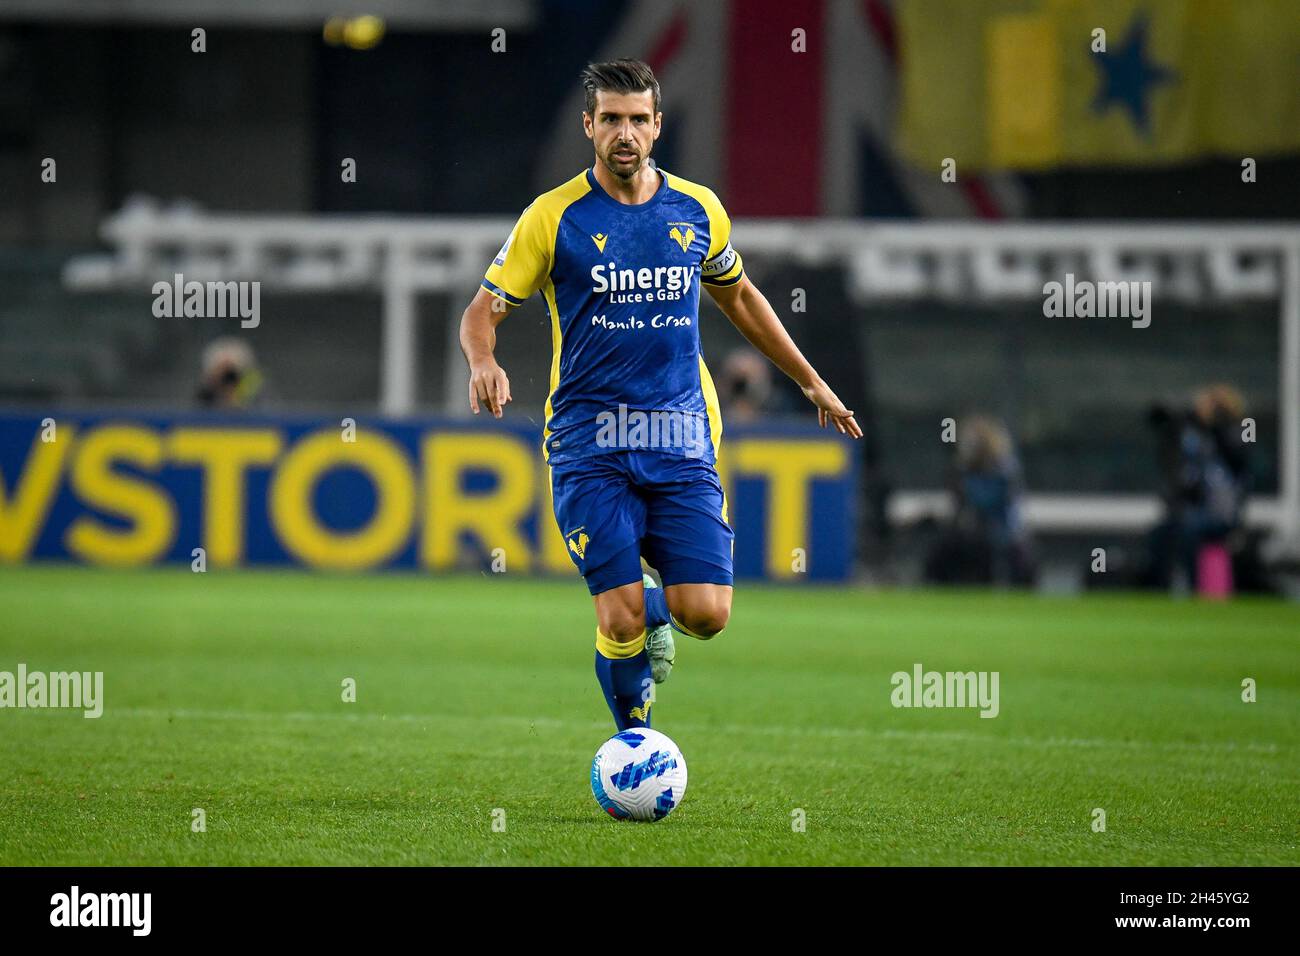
[550,451,735,595]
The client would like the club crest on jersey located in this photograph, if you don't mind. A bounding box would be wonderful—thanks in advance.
[566,528,590,560]
[591,233,609,253]
[668,223,695,252]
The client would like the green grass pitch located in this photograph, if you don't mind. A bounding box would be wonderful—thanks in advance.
[0,565,1295,866]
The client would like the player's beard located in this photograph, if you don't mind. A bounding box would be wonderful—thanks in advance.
[602,143,647,182]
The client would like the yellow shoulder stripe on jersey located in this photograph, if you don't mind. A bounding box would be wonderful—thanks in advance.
[486,170,591,306]
[531,170,592,239]
[698,352,723,458]
[541,276,563,459]
[528,172,592,461]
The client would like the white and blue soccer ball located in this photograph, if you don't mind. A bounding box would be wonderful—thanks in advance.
[590,728,688,821]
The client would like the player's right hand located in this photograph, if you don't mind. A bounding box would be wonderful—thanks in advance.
[469,363,512,418]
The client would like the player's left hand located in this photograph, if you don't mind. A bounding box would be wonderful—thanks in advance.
[802,378,863,438]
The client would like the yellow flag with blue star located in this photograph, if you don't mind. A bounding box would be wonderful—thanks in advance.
[898,0,1300,170]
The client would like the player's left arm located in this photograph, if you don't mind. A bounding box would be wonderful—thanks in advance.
[705,276,863,438]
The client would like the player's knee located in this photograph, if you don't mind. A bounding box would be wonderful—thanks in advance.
[598,603,646,643]
[678,603,729,639]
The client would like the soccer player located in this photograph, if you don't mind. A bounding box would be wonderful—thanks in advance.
[459,59,861,731]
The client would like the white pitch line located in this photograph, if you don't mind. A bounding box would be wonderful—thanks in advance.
[104,707,1283,755]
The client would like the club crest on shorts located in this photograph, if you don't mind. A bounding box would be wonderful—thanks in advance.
[566,527,589,560]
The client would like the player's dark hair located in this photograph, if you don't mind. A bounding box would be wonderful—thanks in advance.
[581,59,661,117]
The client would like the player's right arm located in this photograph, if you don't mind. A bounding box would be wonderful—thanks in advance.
[459,288,514,418]
[459,201,554,417]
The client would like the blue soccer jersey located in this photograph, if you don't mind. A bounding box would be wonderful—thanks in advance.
[481,166,745,466]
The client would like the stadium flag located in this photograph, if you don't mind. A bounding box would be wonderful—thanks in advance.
[898,0,1300,170]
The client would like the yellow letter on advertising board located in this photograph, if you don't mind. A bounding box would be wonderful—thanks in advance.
[66,425,176,566]
[729,440,848,580]
[269,429,415,571]
[169,428,283,567]
[422,434,534,572]
[0,426,75,562]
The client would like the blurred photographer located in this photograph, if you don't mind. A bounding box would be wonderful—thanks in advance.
[925,415,1035,587]
[715,347,776,423]
[1144,384,1250,591]
[196,337,266,410]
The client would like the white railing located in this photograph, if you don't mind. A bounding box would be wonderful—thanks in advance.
[63,199,1300,547]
